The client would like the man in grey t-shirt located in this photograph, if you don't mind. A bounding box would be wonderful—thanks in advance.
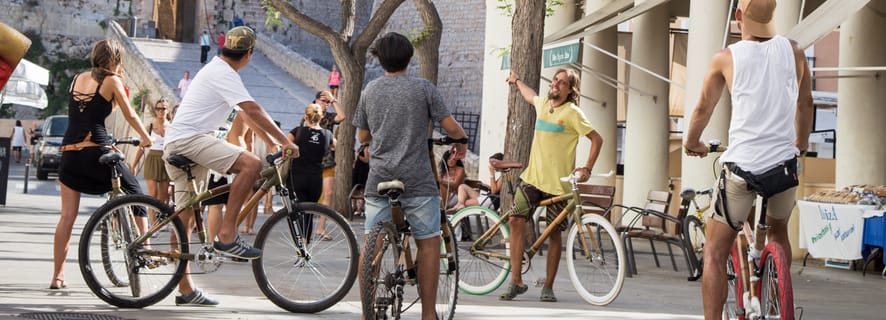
[353,32,467,320]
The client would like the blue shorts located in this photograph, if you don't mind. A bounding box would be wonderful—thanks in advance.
[364,195,441,240]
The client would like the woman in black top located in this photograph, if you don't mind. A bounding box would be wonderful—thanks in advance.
[287,104,333,240]
[50,39,152,290]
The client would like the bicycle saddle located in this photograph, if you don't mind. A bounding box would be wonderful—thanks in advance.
[680,188,696,200]
[464,179,491,192]
[377,180,405,198]
[166,154,196,170]
[489,158,523,170]
[98,152,125,166]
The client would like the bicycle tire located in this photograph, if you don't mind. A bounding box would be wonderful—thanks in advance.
[683,214,705,281]
[448,206,510,295]
[759,242,794,320]
[252,203,359,313]
[723,243,744,320]
[361,222,402,319]
[79,194,186,308]
[437,220,459,320]
[566,213,625,306]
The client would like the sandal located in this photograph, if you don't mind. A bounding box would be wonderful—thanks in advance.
[239,228,256,235]
[499,283,528,301]
[315,232,333,241]
[263,206,274,215]
[539,287,558,302]
[49,278,67,290]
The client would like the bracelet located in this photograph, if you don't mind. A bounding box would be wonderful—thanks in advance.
[509,78,519,85]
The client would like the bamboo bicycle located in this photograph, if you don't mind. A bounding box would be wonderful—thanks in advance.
[78,151,359,313]
[360,136,462,320]
[449,171,626,306]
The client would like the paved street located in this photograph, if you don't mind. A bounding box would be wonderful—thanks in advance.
[1,160,885,319]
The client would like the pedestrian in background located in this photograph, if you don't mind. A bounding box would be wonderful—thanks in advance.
[130,98,172,224]
[10,119,25,163]
[216,31,225,56]
[287,104,333,240]
[50,39,152,290]
[328,65,341,97]
[199,30,211,64]
[175,71,190,99]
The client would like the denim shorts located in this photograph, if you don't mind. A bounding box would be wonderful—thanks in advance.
[364,195,441,240]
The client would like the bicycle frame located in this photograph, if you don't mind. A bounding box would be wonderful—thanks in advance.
[469,179,597,264]
[732,210,773,318]
[127,159,291,260]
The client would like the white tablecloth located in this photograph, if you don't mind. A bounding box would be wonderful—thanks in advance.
[797,200,878,260]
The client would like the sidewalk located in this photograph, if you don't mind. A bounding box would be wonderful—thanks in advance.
[1,160,884,319]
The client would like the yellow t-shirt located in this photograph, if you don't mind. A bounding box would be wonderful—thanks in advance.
[519,96,594,195]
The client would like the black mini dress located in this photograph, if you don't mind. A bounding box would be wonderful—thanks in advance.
[58,73,143,198]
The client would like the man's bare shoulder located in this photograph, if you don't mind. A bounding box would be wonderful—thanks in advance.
[711,48,733,68]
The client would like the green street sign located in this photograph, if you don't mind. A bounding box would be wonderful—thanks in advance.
[501,53,510,70]
[543,42,579,68]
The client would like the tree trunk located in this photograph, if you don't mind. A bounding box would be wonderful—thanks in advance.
[501,0,546,208]
[412,0,443,84]
[268,0,406,214]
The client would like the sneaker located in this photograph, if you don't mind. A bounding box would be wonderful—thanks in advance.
[213,235,262,260]
[175,289,219,306]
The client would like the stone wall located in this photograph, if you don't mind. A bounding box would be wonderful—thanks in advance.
[255,34,327,92]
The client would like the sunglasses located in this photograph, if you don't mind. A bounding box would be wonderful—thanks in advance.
[155,108,167,111]
[320,99,331,103]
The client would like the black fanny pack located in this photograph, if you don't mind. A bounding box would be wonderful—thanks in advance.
[726,157,799,198]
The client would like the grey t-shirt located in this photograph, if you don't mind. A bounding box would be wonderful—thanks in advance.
[353,74,451,198]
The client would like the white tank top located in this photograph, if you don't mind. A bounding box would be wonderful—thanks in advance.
[720,36,799,175]
[149,130,165,151]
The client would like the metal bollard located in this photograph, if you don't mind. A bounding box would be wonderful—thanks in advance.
[23,162,29,194]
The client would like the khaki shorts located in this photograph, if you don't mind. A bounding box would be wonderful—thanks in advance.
[322,166,335,179]
[710,166,797,228]
[163,133,245,207]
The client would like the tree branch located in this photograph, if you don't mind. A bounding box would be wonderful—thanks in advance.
[353,0,406,54]
[269,0,338,43]
[340,0,356,41]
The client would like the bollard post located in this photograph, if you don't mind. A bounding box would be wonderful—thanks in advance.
[23,161,29,194]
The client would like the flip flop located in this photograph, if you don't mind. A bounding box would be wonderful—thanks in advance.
[540,288,558,302]
[49,278,66,290]
[499,283,528,301]
[315,232,333,241]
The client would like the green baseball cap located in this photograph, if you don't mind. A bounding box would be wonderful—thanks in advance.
[225,26,255,50]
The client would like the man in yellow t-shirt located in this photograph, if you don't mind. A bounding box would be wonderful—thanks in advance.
[501,68,604,302]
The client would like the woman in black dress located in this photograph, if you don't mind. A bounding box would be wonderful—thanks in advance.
[50,40,152,290]
[287,104,333,240]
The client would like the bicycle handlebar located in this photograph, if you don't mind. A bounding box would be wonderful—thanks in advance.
[429,136,468,146]
[113,138,141,146]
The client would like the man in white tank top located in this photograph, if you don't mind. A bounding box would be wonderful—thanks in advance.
[683,0,814,318]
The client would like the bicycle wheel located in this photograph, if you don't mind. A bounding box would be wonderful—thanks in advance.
[759,242,794,320]
[448,206,510,295]
[252,203,359,313]
[79,194,186,308]
[683,215,705,280]
[362,222,402,319]
[723,243,744,320]
[437,220,459,320]
[566,213,625,306]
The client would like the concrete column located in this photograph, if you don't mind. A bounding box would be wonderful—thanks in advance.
[542,0,578,83]
[681,0,732,197]
[579,0,618,186]
[836,2,886,188]
[478,1,515,182]
[774,0,802,34]
[622,1,670,213]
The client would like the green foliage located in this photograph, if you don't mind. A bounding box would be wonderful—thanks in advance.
[496,0,564,17]
[99,20,108,29]
[261,1,283,29]
[130,88,150,117]
[0,104,15,118]
[406,27,433,45]
[22,31,46,63]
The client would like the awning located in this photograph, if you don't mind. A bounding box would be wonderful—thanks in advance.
[543,0,633,45]
[0,59,49,109]
[544,0,671,45]
[786,0,872,49]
